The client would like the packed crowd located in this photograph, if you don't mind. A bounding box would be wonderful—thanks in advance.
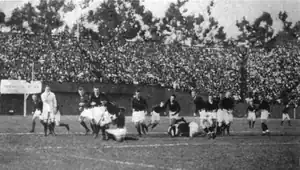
[0,32,299,99]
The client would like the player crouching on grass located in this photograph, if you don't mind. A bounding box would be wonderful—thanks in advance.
[147,101,165,131]
[168,117,199,138]
[105,108,127,142]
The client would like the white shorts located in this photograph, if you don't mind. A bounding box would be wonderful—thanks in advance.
[282,113,290,120]
[40,111,55,123]
[247,111,256,121]
[151,111,160,123]
[224,110,233,125]
[92,106,110,125]
[106,128,127,141]
[199,110,212,129]
[169,111,179,120]
[33,110,42,120]
[210,111,217,120]
[79,108,93,121]
[54,111,61,125]
[217,109,226,124]
[132,110,146,123]
[189,121,199,137]
[260,110,270,120]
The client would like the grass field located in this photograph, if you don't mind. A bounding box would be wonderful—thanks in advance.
[0,116,300,170]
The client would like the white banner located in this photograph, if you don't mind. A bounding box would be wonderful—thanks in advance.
[0,80,42,94]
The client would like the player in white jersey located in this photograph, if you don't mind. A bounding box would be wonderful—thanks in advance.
[41,85,57,136]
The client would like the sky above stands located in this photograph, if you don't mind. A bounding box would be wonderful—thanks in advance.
[0,0,300,38]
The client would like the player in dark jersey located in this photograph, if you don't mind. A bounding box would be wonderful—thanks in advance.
[191,91,209,135]
[147,101,165,130]
[164,94,181,126]
[78,87,92,135]
[131,90,148,137]
[281,102,292,126]
[30,94,44,133]
[221,91,235,136]
[167,117,199,138]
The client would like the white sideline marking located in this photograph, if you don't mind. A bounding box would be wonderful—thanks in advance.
[0,130,292,136]
[23,141,300,151]
[54,153,183,170]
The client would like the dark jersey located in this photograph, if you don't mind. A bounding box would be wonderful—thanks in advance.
[282,105,289,114]
[258,100,270,111]
[206,100,218,111]
[193,96,206,112]
[222,97,235,110]
[132,97,148,111]
[247,105,256,112]
[90,94,102,106]
[152,105,165,114]
[32,100,43,112]
[164,99,181,113]
[79,92,91,108]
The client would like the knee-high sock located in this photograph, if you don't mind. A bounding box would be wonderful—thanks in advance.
[248,121,252,128]
[80,121,90,131]
[41,121,48,136]
[288,120,292,126]
[31,121,36,131]
[252,121,255,128]
[58,123,69,131]
[135,123,142,135]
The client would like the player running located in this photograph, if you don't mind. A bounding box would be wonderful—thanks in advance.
[29,94,43,133]
[77,86,92,135]
[191,91,209,136]
[221,91,235,136]
[281,102,292,127]
[258,96,271,136]
[164,94,181,132]
[147,101,165,130]
[52,105,70,134]
[131,90,148,137]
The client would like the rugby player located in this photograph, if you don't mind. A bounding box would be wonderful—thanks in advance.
[221,91,234,136]
[147,101,165,130]
[206,95,218,138]
[258,96,271,136]
[164,94,181,126]
[29,94,43,133]
[168,117,199,138]
[131,90,148,137]
[52,105,70,133]
[77,86,92,135]
[247,100,256,129]
[191,91,208,135]
[281,103,292,127]
[90,86,110,139]
[41,85,57,136]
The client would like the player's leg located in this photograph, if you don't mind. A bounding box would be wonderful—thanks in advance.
[247,112,252,128]
[286,114,292,126]
[30,114,38,133]
[251,112,256,128]
[140,111,148,134]
[79,116,90,135]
